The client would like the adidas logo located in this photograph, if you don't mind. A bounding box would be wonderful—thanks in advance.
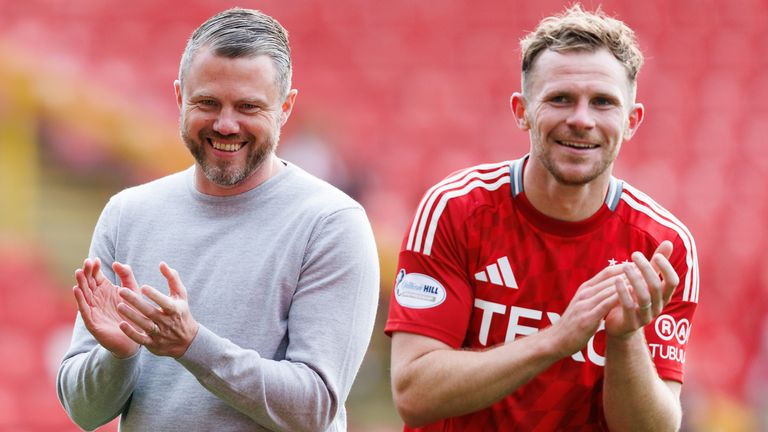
[474,256,518,289]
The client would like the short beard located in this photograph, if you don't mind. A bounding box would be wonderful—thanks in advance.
[181,125,278,187]
[538,154,609,186]
[533,138,613,187]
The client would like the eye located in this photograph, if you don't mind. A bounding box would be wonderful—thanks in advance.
[240,103,262,112]
[548,95,571,105]
[195,99,218,108]
[592,97,617,107]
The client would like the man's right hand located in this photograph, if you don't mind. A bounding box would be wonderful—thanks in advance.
[73,258,140,359]
[547,263,628,358]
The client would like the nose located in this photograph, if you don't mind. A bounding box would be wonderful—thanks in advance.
[565,99,595,129]
[213,108,241,135]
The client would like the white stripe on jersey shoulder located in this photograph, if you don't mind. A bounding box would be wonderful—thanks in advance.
[406,161,511,256]
[605,177,624,211]
[510,155,526,197]
[620,183,700,303]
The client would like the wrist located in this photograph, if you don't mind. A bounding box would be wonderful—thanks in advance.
[175,321,200,359]
[110,345,140,360]
[606,329,645,353]
[538,325,575,361]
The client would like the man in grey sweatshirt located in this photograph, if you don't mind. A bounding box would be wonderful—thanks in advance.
[56,8,380,432]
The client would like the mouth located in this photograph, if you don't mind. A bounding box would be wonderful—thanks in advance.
[208,138,246,152]
[556,139,599,150]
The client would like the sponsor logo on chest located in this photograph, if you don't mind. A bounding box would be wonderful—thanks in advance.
[471,255,687,366]
[474,300,608,366]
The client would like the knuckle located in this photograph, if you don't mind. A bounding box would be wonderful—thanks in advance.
[650,281,663,294]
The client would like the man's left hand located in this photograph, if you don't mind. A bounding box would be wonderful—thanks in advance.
[116,262,200,358]
[604,240,679,338]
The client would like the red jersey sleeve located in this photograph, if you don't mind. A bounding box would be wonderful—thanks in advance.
[644,233,699,383]
[385,188,475,348]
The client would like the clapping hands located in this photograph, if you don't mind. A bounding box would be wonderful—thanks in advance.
[73,259,199,359]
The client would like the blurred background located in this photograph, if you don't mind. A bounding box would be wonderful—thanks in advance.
[1,0,766,430]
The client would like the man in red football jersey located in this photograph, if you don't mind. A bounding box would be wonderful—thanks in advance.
[386,4,698,431]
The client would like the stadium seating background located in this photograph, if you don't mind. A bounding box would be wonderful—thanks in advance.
[1,0,766,430]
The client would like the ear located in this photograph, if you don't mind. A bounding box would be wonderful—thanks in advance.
[280,89,299,126]
[174,80,183,109]
[510,92,530,131]
[623,102,644,141]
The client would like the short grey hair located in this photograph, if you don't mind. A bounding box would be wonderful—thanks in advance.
[179,8,292,99]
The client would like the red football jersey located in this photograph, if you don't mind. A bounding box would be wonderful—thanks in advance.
[385,156,699,431]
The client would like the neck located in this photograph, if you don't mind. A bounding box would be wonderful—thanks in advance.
[522,159,610,222]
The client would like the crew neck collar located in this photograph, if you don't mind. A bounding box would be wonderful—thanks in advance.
[509,155,622,237]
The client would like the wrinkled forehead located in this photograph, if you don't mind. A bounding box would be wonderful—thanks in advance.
[182,50,282,101]
[524,48,636,101]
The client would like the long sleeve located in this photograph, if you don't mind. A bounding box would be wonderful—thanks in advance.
[177,207,379,431]
[56,198,143,430]
[57,166,380,431]
[56,335,142,430]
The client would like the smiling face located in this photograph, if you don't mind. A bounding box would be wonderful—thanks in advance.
[512,48,643,187]
[175,48,296,195]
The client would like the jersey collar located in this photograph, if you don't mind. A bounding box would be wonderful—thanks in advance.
[509,154,623,236]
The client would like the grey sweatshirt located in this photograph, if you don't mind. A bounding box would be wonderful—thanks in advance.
[57,163,380,431]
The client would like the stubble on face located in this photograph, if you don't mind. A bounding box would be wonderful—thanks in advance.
[180,116,280,187]
[532,127,618,187]
[523,50,632,187]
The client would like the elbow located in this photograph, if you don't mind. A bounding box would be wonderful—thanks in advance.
[59,401,101,432]
[286,386,340,432]
[273,406,336,432]
[396,405,431,429]
[67,414,102,432]
[58,397,103,432]
[57,381,98,431]
[668,409,683,432]
[287,420,332,432]
[306,407,338,432]
[392,381,437,428]
[296,413,338,432]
